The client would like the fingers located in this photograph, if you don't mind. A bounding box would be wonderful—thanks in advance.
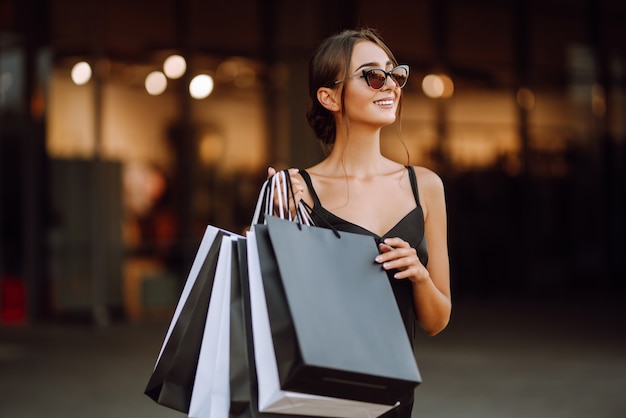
[376,247,417,268]
[267,167,299,176]
[290,176,305,196]
[268,167,299,178]
[267,167,304,218]
[378,243,394,254]
[268,167,304,194]
[380,237,409,248]
[376,240,413,262]
[375,238,423,281]
[282,168,302,195]
[376,238,410,258]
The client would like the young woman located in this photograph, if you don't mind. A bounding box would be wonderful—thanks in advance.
[270,28,451,417]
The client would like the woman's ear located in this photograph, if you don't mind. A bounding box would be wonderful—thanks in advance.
[317,87,340,112]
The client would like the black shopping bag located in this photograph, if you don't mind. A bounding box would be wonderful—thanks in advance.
[256,217,420,404]
[245,218,419,417]
[229,238,251,417]
[145,226,230,412]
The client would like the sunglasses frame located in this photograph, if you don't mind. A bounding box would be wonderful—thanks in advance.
[334,64,410,90]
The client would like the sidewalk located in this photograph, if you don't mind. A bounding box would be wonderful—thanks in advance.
[1,296,625,418]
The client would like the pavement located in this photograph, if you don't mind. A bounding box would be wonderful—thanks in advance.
[1,294,625,418]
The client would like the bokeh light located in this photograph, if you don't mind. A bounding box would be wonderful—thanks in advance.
[422,75,443,98]
[145,71,167,95]
[189,74,214,99]
[591,83,606,117]
[163,55,186,79]
[216,59,257,88]
[422,73,454,99]
[71,61,92,85]
[199,132,225,165]
[517,87,536,110]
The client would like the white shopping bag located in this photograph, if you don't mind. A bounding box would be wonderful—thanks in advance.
[188,235,238,418]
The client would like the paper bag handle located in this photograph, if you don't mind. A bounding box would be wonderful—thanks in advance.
[250,170,314,227]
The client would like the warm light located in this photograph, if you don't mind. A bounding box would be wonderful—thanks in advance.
[216,58,257,88]
[189,74,214,99]
[422,75,444,98]
[145,71,167,95]
[591,83,606,117]
[216,60,239,81]
[71,61,92,85]
[234,66,256,88]
[439,74,454,98]
[422,74,454,99]
[199,132,225,165]
[517,87,535,110]
[163,55,186,79]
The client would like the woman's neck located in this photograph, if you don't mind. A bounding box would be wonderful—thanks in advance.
[320,128,398,178]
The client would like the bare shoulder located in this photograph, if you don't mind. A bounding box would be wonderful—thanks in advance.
[411,166,446,222]
[412,166,445,194]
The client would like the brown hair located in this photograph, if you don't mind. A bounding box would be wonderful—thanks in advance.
[305,28,400,147]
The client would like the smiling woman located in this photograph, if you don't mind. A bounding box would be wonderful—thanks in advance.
[268,28,452,418]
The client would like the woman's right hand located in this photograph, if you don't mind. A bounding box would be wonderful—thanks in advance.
[267,167,305,219]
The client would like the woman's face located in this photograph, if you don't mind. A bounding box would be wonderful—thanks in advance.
[341,41,401,129]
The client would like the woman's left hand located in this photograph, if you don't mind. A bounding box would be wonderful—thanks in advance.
[267,167,304,219]
[375,237,429,284]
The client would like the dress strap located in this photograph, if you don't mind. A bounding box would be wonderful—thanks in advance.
[299,169,322,208]
[407,166,422,208]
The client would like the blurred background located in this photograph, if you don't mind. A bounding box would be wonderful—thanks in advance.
[0,0,625,417]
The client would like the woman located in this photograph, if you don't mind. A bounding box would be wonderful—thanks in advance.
[270,28,451,417]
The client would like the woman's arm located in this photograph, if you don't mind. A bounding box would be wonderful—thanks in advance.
[415,168,451,335]
[376,168,451,336]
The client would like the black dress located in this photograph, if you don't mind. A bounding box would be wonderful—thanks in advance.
[299,166,428,418]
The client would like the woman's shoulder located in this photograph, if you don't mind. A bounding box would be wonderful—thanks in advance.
[409,166,446,222]
[410,165,445,196]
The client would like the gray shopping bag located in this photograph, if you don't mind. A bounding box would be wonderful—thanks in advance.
[250,217,420,411]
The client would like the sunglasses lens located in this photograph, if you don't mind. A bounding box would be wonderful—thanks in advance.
[364,69,385,89]
[391,67,408,88]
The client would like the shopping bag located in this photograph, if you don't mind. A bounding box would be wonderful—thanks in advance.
[237,236,382,418]
[227,237,290,418]
[242,225,404,417]
[188,235,240,418]
[229,237,255,417]
[256,217,420,402]
[144,226,231,412]
[230,237,321,418]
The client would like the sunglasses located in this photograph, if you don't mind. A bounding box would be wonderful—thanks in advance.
[334,65,409,90]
